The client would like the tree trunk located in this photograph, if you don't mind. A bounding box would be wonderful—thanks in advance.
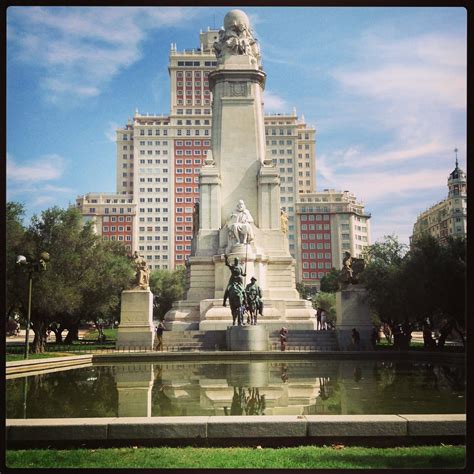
[31,321,47,354]
[64,323,79,344]
[53,328,63,344]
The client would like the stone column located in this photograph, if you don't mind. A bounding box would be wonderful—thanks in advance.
[209,65,267,226]
[116,289,154,350]
[336,285,373,350]
[199,162,221,232]
[226,325,269,351]
[258,165,281,230]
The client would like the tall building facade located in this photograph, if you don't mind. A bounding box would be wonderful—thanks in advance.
[77,26,369,282]
[295,189,371,289]
[111,28,317,271]
[411,159,467,244]
[75,193,136,252]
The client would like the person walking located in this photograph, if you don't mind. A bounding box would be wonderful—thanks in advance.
[351,328,360,350]
[155,321,166,351]
[320,309,327,331]
[316,308,321,331]
[279,327,288,352]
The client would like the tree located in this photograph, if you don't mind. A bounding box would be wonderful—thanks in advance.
[12,205,134,353]
[407,234,466,344]
[360,235,409,327]
[319,268,339,293]
[296,282,317,300]
[150,267,186,321]
[75,240,134,341]
[6,202,31,322]
[361,234,466,349]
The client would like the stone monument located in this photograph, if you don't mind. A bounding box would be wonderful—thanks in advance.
[164,9,315,335]
[335,252,373,350]
[116,252,154,350]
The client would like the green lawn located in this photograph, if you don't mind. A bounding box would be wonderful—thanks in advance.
[83,327,117,340]
[5,445,465,469]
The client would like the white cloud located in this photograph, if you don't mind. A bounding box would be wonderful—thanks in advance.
[316,28,466,244]
[263,90,289,112]
[105,121,120,142]
[330,31,466,138]
[31,195,57,207]
[8,7,198,103]
[7,153,67,182]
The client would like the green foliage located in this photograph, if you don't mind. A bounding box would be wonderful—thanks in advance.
[6,204,134,353]
[314,292,336,324]
[296,282,317,300]
[361,234,466,335]
[319,268,340,293]
[150,267,186,320]
[6,202,30,319]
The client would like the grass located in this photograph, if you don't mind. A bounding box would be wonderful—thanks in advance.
[5,445,465,469]
[83,327,117,340]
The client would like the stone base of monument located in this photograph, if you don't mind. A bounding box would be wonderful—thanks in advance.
[166,298,316,332]
[163,301,201,331]
[116,290,154,350]
[226,325,268,351]
[335,285,373,351]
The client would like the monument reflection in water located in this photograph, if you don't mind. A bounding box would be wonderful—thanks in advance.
[6,360,465,418]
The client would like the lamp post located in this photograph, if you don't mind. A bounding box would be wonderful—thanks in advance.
[16,252,50,359]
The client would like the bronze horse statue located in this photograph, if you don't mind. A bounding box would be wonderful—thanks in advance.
[224,282,247,326]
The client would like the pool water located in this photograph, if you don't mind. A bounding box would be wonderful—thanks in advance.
[6,359,465,418]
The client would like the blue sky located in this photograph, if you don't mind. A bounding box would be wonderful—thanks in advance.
[7,6,467,244]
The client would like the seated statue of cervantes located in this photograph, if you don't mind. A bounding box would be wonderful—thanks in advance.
[226,199,254,246]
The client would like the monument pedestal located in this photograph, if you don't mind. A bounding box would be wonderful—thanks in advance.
[335,285,373,350]
[116,290,154,350]
[226,325,268,351]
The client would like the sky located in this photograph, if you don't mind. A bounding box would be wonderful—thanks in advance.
[6,6,467,245]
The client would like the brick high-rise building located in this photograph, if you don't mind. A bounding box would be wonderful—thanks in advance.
[110,28,317,271]
[295,189,371,289]
[77,26,369,283]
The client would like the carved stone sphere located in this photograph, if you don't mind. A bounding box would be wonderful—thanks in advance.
[224,9,250,31]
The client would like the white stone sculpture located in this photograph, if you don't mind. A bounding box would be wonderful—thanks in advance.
[214,10,261,66]
[226,199,254,248]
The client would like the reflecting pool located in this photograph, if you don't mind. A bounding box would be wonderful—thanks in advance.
[6,359,465,418]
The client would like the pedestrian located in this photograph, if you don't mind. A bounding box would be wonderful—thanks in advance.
[155,321,166,351]
[423,323,436,351]
[279,327,288,352]
[351,328,360,350]
[320,309,327,331]
[370,326,379,349]
[316,308,321,330]
[383,323,392,344]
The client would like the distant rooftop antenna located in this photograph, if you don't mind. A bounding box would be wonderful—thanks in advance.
[454,147,458,167]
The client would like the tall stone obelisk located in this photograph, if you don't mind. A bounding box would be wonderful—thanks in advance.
[165,10,315,332]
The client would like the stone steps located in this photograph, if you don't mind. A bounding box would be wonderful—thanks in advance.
[161,329,338,352]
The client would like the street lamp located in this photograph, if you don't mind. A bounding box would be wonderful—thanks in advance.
[16,252,50,359]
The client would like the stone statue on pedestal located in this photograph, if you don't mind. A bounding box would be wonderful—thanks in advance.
[214,9,261,66]
[280,208,289,234]
[339,251,365,287]
[226,199,254,250]
[245,277,263,325]
[223,255,247,326]
[132,251,150,290]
